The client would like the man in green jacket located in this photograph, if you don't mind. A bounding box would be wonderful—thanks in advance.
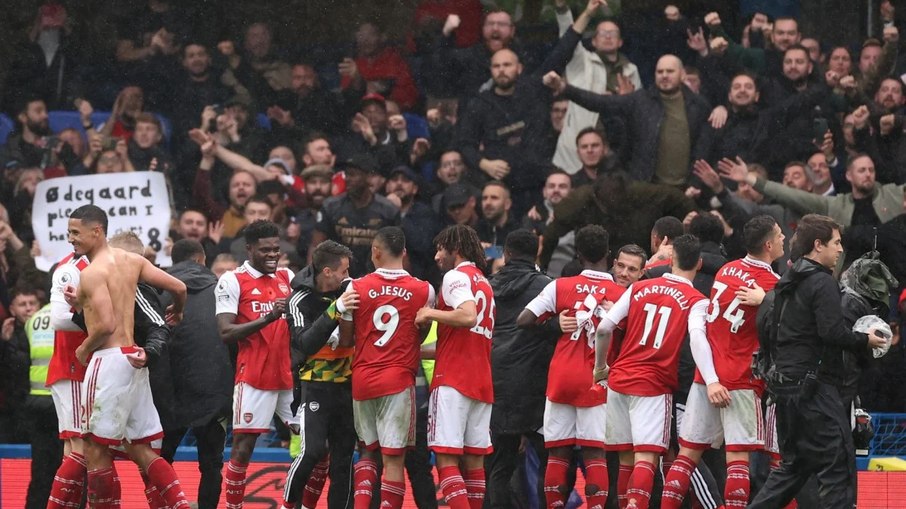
[720,154,905,266]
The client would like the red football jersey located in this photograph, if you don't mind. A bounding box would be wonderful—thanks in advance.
[433,262,495,403]
[525,270,625,407]
[694,257,779,392]
[47,253,89,385]
[344,268,434,400]
[215,262,294,390]
[604,273,708,396]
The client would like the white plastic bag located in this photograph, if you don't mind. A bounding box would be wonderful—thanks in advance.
[853,315,893,358]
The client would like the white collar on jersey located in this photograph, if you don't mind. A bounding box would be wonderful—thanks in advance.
[241,260,277,279]
[455,261,476,270]
[580,269,614,281]
[742,256,779,276]
[375,267,410,278]
[662,272,693,287]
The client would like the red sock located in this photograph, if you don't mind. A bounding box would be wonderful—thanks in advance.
[141,471,167,509]
[724,460,750,508]
[626,460,656,509]
[438,465,470,509]
[585,458,609,509]
[300,457,330,508]
[380,478,406,509]
[544,455,569,508]
[48,452,87,508]
[87,466,121,508]
[463,468,486,509]
[353,459,378,509]
[661,454,697,509]
[617,464,633,508]
[147,456,189,508]
[224,458,249,509]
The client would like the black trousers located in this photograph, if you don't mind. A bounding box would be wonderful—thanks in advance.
[284,381,356,508]
[486,431,547,509]
[749,382,857,509]
[161,415,228,509]
[25,397,62,509]
[405,405,438,509]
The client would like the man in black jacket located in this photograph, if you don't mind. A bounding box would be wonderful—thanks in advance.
[750,214,888,509]
[454,48,555,213]
[281,240,357,509]
[159,240,234,509]
[543,54,711,186]
[486,229,558,508]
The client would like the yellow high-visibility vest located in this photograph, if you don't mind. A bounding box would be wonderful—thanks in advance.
[26,305,54,397]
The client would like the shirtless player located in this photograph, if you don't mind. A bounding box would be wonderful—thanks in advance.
[66,204,189,509]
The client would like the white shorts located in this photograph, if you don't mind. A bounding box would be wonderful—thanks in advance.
[605,388,672,453]
[764,402,780,459]
[81,347,162,446]
[232,382,294,434]
[543,399,607,449]
[428,385,492,456]
[353,386,415,456]
[679,384,764,452]
[51,380,82,439]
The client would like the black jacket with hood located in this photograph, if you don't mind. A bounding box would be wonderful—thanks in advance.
[772,257,870,385]
[488,259,558,435]
[286,265,348,366]
[162,261,233,429]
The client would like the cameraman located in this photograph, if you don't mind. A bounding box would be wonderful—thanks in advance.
[750,214,888,509]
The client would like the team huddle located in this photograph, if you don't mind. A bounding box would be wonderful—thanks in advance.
[44,204,795,509]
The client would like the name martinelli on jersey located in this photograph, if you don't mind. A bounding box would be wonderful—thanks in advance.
[632,284,693,310]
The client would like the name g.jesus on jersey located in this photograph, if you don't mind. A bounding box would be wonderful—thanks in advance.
[368,285,414,301]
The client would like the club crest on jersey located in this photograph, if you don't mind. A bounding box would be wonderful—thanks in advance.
[309,401,320,412]
[243,412,253,424]
[278,282,289,294]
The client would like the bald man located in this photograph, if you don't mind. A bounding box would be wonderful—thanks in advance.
[543,54,712,186]
[454,47,560,215]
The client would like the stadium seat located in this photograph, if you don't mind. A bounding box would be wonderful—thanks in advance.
[47,110,173,146]
[0,114,13,145]
[403,112,430,140]
[256,113,272,130]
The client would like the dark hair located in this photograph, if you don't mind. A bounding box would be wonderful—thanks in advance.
[312,240,353,273]
[181,41,209,58]
[482,180,510,198]
[575,225,610,264]
[672,234,702,271]
[503,229,538,262]
[731,70,760,92]
[846,153,873,171]
[179,208,208,221]
[743,215,778,255]
[688,214,724,244]
[790,214,840,260]
[10,284,40,302]
[652,216,684,242]
[70,205,108,234]
[374,226,406,258]
[575,127,607,147]
[617,243,648,261]
[244,220,280,244]
[434,224,486,271]
[171,239,204,264]
[246,194,273,209]
[301,131,329,154]
[784,44,810,58]
[546,167,571,181]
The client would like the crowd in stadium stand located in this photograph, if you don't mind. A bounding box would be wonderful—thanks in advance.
[2,0,906,508]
